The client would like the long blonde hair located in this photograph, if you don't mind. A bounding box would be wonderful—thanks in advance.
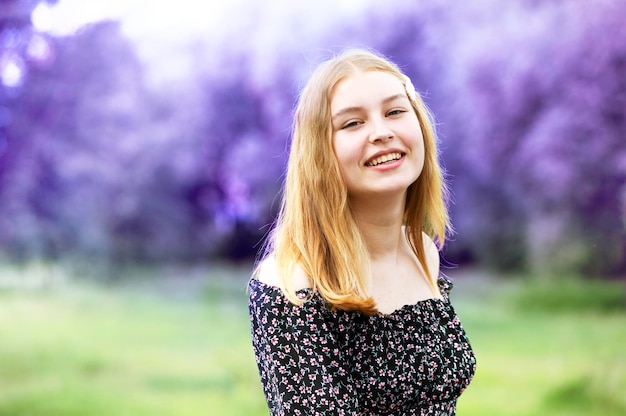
[258,49,450,315]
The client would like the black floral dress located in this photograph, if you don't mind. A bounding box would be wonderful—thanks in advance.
[248,275,476,416]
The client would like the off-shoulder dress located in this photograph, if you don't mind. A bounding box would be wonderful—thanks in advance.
[248,275,476,416]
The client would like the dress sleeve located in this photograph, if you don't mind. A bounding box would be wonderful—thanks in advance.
[248,279,359,416]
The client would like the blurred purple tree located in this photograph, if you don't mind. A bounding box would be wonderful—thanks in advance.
[1,20,148,264]
[438,0,626,275]
[0,0,623,277]
[0,16,293,265]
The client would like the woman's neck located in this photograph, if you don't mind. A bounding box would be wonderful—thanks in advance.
[350,192,406,261]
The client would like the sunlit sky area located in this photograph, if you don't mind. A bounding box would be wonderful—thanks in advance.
[32,0,249,39]
[31,0,379,85]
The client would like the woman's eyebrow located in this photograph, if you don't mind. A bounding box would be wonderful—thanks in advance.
[331,106,362,122]
[331,93,408,122]
[382,93,408,104]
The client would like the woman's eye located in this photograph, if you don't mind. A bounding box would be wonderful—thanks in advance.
[341,120,360,130]
[387,109,406,117]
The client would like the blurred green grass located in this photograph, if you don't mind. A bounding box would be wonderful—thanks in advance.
[0,262,624,415]
[452,270,626,416]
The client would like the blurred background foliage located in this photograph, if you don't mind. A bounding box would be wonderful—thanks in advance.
[0,0,624,278]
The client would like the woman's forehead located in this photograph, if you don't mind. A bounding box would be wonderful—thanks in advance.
[330,71,406,108]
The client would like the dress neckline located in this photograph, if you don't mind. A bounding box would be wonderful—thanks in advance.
[249,278,450,319]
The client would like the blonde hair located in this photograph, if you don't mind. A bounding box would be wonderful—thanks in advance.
[258,49,450,315]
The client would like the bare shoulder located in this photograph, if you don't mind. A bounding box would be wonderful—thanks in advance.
[421,231,441,280]
[255,256,281,287]
[255,255,312,291]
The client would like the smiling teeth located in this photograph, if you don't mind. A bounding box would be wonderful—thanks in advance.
[366,152,402,167]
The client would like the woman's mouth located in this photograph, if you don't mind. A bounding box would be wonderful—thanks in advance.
[365,152,404,167]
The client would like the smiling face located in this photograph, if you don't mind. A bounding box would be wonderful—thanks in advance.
[330,70,425,200]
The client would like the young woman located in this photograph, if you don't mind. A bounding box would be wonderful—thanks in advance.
[249,49,476,415]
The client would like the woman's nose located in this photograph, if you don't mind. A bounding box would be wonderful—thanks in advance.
[368,118,394,143]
